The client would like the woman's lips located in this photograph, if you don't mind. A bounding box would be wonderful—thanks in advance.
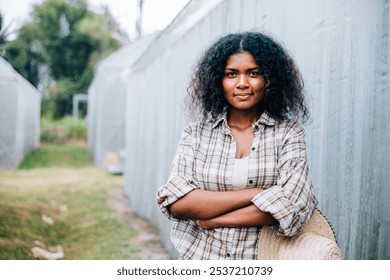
[234,93,253,99]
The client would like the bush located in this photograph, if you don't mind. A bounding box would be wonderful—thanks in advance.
[40,116,87,144]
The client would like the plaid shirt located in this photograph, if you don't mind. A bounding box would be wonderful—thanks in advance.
[157,112,318,259]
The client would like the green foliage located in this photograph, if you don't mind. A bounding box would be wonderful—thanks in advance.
[40,116,87,144]
[77,13,121,62]
[2,0,122,118]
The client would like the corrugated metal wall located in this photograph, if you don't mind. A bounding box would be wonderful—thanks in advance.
[0,57,41,169]
[123,0,389,259]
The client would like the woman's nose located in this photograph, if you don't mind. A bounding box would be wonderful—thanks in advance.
[236,74,249,89]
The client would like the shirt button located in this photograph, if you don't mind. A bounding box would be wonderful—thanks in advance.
[254,125,259,130]
[251,147,256,151]
[249,180,253,184]
[226,253,231,257]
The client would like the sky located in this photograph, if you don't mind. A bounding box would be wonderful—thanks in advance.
[0,0,190,40]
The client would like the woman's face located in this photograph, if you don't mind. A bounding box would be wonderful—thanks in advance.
[222,52,265,113]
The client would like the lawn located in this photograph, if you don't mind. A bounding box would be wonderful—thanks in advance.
[0,144,140,260]
[18,144,93,169]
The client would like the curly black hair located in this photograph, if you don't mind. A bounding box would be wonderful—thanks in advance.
[186,32,309,123]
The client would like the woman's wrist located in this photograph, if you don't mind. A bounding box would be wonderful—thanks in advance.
[196,218,219,229]
[240,188,264,202]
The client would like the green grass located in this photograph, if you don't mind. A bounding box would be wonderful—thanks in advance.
[0,167,139,259]
[19,144,93,169]
[0,144,141,260]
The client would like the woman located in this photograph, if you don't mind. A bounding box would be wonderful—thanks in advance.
[157,32,318,260]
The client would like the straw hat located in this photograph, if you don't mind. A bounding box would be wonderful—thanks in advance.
[257,209,342,260]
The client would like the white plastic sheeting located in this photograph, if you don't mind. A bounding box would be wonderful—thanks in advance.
[0,57,41,169]
[87,34,157,170]
[123,0,389,259]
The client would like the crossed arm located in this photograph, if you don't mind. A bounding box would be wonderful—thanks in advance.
[168,188,277,229]
[159,121,317,235]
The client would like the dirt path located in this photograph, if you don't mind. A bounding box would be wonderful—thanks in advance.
[108,188,171,260]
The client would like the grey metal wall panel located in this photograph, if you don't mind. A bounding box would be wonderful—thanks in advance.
[0,80,18,168]
[0,58,41,169]
[123,0,389,259]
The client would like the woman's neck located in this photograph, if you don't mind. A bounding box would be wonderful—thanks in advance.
[227,107,263,130]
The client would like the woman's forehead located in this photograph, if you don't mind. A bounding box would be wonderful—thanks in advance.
[225,52,259,68]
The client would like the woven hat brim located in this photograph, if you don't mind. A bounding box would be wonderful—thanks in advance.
[301,209,336,242]
[257,209,342,260]
[257,227,342,260]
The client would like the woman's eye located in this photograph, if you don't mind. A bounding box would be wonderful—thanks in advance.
[248,72,260,77]
[225,72,236,78]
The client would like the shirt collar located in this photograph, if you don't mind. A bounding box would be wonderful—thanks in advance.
[211,111,276,131]
[211,114,227,129]
[255,111,276,127]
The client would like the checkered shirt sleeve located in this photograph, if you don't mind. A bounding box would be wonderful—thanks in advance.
[251,120,317,236]
[156,124,200,220]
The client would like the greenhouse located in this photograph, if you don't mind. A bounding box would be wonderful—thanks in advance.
[0,57,41,169]
[87,34,157,172]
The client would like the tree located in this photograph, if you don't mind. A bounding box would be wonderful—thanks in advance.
[3,22,44,86]
[3,0,122,118]
[0,10,11,55]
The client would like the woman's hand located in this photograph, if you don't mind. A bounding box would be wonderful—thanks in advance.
[195,205,277,229]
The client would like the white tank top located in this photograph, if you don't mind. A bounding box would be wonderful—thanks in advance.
[231,156,249,190]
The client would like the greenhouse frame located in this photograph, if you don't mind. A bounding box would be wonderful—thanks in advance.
[87,34,157,172]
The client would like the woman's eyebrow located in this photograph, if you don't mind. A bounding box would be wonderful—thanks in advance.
[224,66,260,71]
